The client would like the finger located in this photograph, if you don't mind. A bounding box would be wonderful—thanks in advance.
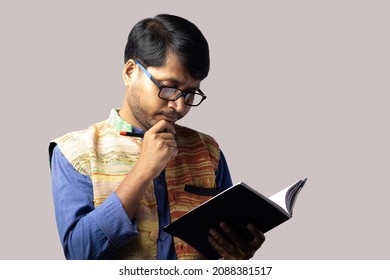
[153,138,177,155]
[247,224,266,247]
[219,223,262,259]
[209,227,234,249]
[219,222,255,259]
[220,222,246,247]
[209,228,244,259]
[208,235,225,255]
[158,132,177,141]
[148,120,176,135]
[163,139,177,148]
[208,229,236,259]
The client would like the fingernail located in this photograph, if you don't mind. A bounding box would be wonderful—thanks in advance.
[209,228,218,237]
[220,222,228,230]
[247,224,255,230]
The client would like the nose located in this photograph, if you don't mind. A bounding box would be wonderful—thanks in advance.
[168,96,187,113]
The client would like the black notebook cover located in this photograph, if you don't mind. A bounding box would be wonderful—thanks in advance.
[163,179,306,259]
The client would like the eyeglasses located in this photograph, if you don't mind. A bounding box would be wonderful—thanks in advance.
[135,60,207,107]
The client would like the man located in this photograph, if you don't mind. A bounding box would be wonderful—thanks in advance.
[49,14,265,260]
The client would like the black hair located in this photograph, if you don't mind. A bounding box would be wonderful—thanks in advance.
[124,14,210,80]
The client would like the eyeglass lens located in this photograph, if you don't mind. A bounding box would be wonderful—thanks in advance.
[159,87,203,106]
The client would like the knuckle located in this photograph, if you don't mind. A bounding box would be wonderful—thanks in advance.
[226,246,235,254]
[157,140,164,148]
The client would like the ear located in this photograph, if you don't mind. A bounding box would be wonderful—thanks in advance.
[122,59,137,86]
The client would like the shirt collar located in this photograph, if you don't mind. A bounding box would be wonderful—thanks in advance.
[108,109,144,133]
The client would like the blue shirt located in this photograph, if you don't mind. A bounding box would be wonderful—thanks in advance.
[51,127,232,259]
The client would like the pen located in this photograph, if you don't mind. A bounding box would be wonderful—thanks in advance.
[120,131,144,138]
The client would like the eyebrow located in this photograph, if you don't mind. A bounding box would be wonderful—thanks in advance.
[157,76,200,92]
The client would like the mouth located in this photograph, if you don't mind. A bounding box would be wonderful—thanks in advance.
[160,112,181,123]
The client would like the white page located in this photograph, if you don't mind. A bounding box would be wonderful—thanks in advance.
[268,184,292,213]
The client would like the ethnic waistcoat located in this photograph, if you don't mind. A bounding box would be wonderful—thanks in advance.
[50,110,220,259]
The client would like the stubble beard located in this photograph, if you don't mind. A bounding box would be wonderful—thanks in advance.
[127,92,155,131]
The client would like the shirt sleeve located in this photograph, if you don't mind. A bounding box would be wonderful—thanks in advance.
[215,150,233,190]
[50,145,138,259]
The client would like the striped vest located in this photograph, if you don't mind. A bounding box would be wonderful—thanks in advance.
[51,112,220,259]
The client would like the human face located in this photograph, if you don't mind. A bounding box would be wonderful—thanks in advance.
[121,53,202,131]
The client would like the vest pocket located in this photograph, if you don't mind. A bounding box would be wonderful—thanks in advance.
[184,185,222,196]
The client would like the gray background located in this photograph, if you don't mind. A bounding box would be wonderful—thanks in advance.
[1,0,389,259]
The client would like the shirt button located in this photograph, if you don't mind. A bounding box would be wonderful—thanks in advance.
[149,231,158,242]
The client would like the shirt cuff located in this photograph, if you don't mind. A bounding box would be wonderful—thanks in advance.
[89,192,138,248]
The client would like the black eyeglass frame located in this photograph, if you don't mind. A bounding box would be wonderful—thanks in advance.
[135,60,207,107]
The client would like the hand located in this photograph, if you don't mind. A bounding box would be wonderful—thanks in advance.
[115,120,177,219]
[136,120,178,179]
[208,222,265,260]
